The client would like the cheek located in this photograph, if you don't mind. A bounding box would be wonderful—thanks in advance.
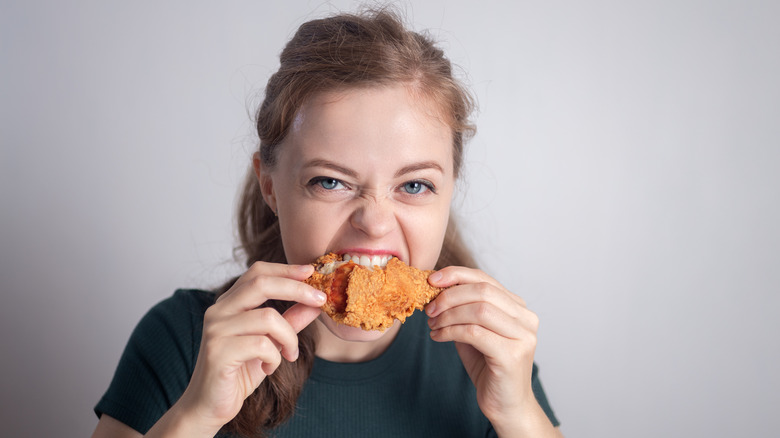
[278,209,337,265]
[403,200,452,270]
[277,192,355,264]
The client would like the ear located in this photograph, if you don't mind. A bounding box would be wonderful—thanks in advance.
[253,152,277,214]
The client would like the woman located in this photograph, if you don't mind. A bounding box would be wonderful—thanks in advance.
[92,9,561,438]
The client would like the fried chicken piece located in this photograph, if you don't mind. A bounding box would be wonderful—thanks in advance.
[304,253,443,331]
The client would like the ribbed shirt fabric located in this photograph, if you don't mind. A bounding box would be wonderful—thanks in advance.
[95,289,559,437]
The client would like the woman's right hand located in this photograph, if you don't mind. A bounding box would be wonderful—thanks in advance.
[160,262,326,436]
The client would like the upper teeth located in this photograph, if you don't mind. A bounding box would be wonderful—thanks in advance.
[343,253,391,268]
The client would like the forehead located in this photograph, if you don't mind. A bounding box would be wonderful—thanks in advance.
[281,86,454,174]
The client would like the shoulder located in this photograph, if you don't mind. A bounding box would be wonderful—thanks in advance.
[131,288,214,351]
[134,289,214,335]
[150,288,215,317]
[109,288,216,384]
[120,288,215,361]
[94,289,216,434]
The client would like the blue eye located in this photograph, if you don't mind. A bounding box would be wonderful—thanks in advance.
[401,180,433,195]
[309,177,345,190]
[319,178,340,189]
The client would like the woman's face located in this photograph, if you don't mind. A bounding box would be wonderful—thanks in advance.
[256,85,455,339]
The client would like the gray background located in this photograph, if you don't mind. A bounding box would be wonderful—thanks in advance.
[2,1,778,437]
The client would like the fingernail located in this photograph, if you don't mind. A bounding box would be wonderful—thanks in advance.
[429,272,442,283]
[298,264,313,274]
[426,302,436,316]
[428,316,437,329]
[293,347,299,361]
[314,291,327,303]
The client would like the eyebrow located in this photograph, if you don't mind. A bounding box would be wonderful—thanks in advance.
[394,161,444,178]
[302,158,444,178]
[302,159,359,178]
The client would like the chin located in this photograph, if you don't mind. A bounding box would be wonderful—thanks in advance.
[317,313,396,342]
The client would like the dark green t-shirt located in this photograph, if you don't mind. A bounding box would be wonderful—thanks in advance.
[95,289,559,437]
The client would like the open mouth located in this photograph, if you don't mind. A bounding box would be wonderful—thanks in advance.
[317,253,393,274]
[305,252,442,331]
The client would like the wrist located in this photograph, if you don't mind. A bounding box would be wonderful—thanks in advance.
[491,398,557,438]
[144,394,223,438]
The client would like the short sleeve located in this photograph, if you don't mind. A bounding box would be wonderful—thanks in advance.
[532,363,560,427]
[94,289,212,434]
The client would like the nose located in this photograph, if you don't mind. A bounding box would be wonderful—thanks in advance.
[349,195,396,239]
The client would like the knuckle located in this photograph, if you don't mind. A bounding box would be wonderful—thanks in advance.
[435,290,451,306]
[253,336,279,359]
[202,323,219,340]
[263,355,282,374]
[434,325,450,338]
[249,274,269,291]
[475,302,491,320]
[437,326,453,341]
[256,335,274,351]
[508,346,526,363]
[257,307,280,325]
[297,281,315,296]
[202,311,222,338]
[529,312,540,331]
[466,324,482,339]
[249,261,268,273]
[522,308,540,331]
[476,282,492,299]
[525,333,538,352]
[203,305,219,322]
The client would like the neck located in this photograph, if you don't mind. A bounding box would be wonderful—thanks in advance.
[313,317,401,363]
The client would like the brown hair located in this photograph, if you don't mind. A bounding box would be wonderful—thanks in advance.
[219,8,477,437]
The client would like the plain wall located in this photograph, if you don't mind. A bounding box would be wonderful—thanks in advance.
[1,1,778,436]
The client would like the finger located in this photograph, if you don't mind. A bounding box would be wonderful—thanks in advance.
[429,324,510,360]
[428,302,537,340]
[282,303,323,334]
[428,266,503,290]
[212,335,283,374]
[428,266,526,308]
[217,262,314,304]
[431,322,538,364]
[207,307,302,361]
[217,275,326,315]
[427,282,525,319]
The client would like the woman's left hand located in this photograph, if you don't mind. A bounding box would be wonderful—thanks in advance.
[426,266,554,436]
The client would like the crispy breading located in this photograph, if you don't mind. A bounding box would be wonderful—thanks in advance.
[304,253,443,331]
